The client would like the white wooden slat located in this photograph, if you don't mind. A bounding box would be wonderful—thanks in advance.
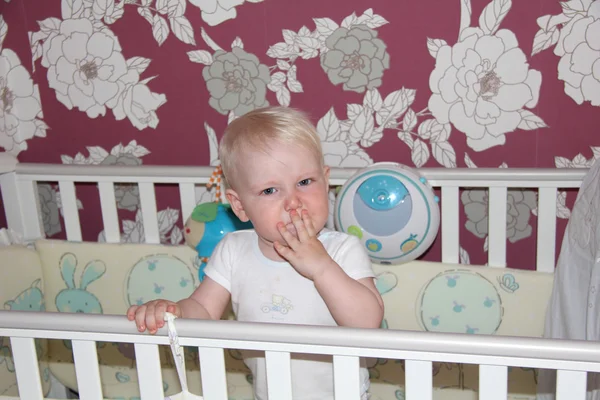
[98,181,120,243]
[441,186,459,264]
[0,174,26,235]
[537,187,558,273]
[556,370,587,399]
[265,351,293,400]
[22,181,45,239]
[135,343,164,400]
[10,337,44,400]
[58,180,82,241]
[479,365,507,400]
[333,355,361,400]
[22,181,45,241]
[488,186,507,267]
[405,360,432,400]
[198,347,228,400]
[138,182,160,244]
[0,174,45,241]
[179,183,197,226]
[72,340,103,400]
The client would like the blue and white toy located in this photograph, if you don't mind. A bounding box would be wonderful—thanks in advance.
[184,202,253,281]
[334,162,440,264]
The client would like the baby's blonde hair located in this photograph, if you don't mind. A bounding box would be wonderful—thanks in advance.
[219,106,324,189]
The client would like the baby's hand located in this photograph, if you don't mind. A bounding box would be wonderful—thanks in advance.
[126,300,182,334]
[274,209,334,281]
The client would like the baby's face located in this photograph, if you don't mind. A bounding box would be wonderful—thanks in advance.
[231,141,330,250]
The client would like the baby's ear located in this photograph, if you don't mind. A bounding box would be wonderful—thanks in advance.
[226,189,249,222]
[323,165,331,183]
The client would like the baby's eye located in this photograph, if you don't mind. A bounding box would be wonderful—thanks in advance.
[262,188,276,195]
[298,179,312,186]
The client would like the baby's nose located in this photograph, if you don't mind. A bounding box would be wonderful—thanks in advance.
[284,194,303,211]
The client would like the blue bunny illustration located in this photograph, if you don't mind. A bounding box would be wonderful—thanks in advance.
[55,253,106,314]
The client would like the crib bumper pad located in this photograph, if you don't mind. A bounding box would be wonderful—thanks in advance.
[0,240,553,399]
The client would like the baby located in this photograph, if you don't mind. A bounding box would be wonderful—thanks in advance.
[127,106,384,400]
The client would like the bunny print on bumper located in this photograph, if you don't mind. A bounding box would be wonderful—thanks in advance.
[54,253,107,352]
[56,253,106,314]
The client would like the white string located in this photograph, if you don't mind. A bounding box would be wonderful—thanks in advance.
[165,312,189,393]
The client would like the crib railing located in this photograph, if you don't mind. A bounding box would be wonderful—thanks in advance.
[1,310,598,400]
[0,156,587,272]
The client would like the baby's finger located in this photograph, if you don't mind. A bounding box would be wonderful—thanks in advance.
[134,305,148,332]
[274,241,293,260]
[290,210,309,241]
[145,303,158,334]
[154,302,168,329]
[166,303,182,318]
[301,209,316,237]
[127,305,138,321]
[277,222,299,247]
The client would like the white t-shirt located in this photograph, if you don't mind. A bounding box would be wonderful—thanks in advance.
[204,228,376,400]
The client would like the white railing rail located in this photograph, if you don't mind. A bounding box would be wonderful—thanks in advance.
[1,310,599,400]
[5,162,588,187]
[0,161,588,272]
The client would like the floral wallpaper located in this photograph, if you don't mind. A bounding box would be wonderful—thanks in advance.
[0,0,599,269]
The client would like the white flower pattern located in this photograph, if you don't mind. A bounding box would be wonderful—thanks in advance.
[322,141,373,167]
[428,28,544,152]
[27,3,167,129]
[555,148,599,169]
[189,0,264,26]
[0,17,47,155]
[556,1,600,106]
[43,19,127,118]
[110,70,167,130]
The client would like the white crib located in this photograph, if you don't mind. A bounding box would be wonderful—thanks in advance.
[0,153,597,400]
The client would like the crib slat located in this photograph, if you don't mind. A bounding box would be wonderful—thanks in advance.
[58,180,82,241]
[441,186,459,264]
[266,351,293,400]
[333,355,361,400]
[20,180,45,239]
[98,181,120,243]
[479,365,507,400]
[556,369,587,399]
[405,360,432,399]
[135,343,164,400]
[72,340,103,399]
[10,337,44,400]
[198,347,228,399]
[537,187,558,273]
[0,174,45,241]
[179,183,197,226]
[139,182,160,244]
[488,187,507,267]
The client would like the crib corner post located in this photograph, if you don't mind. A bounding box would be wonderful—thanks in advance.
[0,171,45,243]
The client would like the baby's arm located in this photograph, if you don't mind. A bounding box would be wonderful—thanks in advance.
[127,277,230,334]
[185,276,231,320]
[274,209,383,328]
[313,262,383,329]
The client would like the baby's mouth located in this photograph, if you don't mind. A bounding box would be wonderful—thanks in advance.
[284,222,300,237]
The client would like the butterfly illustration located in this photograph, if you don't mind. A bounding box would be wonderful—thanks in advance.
[497,273,519,293]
